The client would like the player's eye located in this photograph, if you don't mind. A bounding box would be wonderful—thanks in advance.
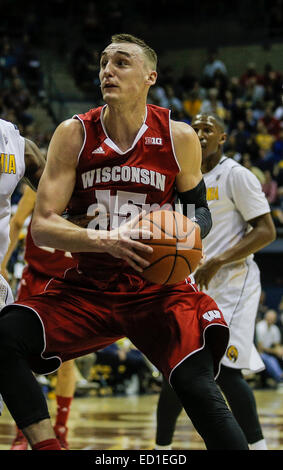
[117,59,128,66]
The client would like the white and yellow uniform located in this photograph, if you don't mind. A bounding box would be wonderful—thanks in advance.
[202,156,270,373]
[0,118,25,310]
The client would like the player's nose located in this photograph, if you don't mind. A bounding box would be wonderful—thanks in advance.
[103,61,115,77]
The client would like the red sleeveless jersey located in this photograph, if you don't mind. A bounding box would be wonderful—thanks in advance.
[68,104,180,278]
[24,220,75,278]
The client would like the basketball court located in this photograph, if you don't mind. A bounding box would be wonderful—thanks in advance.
[1,387,283,450]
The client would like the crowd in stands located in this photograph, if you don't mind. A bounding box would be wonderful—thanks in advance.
[0,33,51,152]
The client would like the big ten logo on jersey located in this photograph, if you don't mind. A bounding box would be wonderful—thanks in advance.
[0,153,16,174]
[206,186,219,201]
[145,137,163,145]
[38,245,72,258]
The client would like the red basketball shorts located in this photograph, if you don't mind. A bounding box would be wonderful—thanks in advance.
[10,269,229,382]
[16,266,52,301]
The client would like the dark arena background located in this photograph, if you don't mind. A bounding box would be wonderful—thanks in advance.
[0,0,283,454]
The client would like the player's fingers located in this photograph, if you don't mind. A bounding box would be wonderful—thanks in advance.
[122,247,151,268]
[123,236,153,254]
[123,255,146,273]
[130,228,152,240]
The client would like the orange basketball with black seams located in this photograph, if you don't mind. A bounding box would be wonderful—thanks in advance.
[134,210,202,285]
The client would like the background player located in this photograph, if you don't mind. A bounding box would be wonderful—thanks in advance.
[0,34,249,450]
[155,112,276,450]
[0,118,45,415]
[1,185,76,449]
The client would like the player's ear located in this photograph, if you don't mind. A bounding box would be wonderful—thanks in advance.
[219,132,227,146]
[146,70,157,87]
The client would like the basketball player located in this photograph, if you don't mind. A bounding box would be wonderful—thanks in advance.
[0,118,45,416]
[155,113,276,450]
[0,34,249,450]
[1,185,76,449]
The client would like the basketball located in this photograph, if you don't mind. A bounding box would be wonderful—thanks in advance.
[134,210,202,285]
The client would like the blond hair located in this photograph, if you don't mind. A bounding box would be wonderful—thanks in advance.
[111,33,157,70]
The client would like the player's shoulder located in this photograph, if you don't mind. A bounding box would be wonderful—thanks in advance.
[0,118,20,133]
[170,119,197,143]
[56,118,84,138]
[222,156,258,181]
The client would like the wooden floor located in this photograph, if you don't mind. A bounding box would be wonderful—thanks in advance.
[1,386,283,451]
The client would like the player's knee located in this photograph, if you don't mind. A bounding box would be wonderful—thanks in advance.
[170,346,229,414]
[216,366,243,393]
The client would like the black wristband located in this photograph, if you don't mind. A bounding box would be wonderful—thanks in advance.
[178,179,212,239]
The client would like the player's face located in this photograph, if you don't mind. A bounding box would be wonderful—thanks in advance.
[191,116,226,160]
[99,43,156,105]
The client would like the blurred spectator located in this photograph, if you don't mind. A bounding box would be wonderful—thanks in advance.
[230,120,250,153]
[244,76,265,105]
[256,309,283,385]
[149,84,169,108]
[71,44,100,97]
[245,108,257,133]
[202,48,227,87]
[260,104,281,137]
[178,65,197,95]
[262,170,279,205]
[229,98,247,129]
[182,90,202,121]
[200,87,225,119]
[241,153,266,184]
[255,121,275,153]
[271,129,283,163]
[274,100,283,121]
[223,134,242,162]
[257,290,270,321]
[240,62,260,88]
[3,78,34,127]
[0,38,18,85]
[19,45,45,99]
[164,84,183,117]
[95,339,154,395]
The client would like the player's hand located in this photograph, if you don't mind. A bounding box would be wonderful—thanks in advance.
[101,211,153,273]
[274,344,283,358]
[194,257,222,290]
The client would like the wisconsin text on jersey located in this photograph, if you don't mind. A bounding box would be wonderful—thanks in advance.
[0,153,16,174]
[82,165,166,191]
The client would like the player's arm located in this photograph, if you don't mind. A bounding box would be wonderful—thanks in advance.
[23,138,46,190]
[195,212,276,290]
[31,119,152,272]
[171,120,212,239]
[0,185,36,280]
[195,164,277,289]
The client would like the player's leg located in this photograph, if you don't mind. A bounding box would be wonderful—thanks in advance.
[54,360,76,449]
[170,345,249,450]
[217,365,267,449]
[0,307,61,450]
[155,378,182,450]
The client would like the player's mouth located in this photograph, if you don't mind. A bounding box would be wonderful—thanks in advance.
[103,83,118,89]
